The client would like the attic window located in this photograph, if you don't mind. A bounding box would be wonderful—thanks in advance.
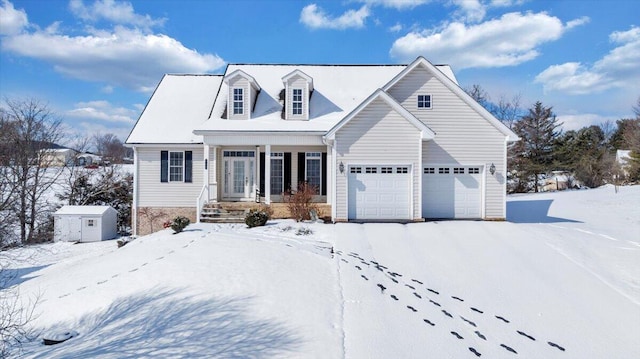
[233,88,244,115]
[292,88,303,115]
[418,94,432,109]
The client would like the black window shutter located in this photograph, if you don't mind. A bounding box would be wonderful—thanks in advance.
[298,152,305,187]
[321,152,327,195]
[160,151,168,182]
[184,151,193,183]
[284,152,291,192]
[259,152,265,194]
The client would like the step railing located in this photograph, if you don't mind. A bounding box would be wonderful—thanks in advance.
[196,184,209,223]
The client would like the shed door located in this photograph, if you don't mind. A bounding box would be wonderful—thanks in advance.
[423,166,482,219]
[348,165,411,220]
[67,217,82,242]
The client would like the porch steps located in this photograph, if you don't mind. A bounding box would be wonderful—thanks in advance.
[199,203,246,223]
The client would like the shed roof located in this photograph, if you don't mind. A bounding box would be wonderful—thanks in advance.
[55,205,115,216]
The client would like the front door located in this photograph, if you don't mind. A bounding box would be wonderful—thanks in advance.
[223,151,255,200]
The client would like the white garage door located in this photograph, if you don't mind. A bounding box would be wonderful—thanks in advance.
[423,166,482,219]
[348,165,411,220]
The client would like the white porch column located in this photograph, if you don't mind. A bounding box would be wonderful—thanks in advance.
[211,146,218,202]
[132,146,138,235]
[203,143,210,190]
[265,144,271,204]
[326,144,332,205]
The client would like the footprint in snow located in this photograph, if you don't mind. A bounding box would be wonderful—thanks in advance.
[377,284,386,292]
[452,296,464,302]
[429,300,441,307]
[469,347,481,357]
[361,275,368,281]
[407,305,417,312]
[423,319,435,326]
[442,309,453,318]
[413,292,422,299]
[341,259,348,263]
[428,288,440,295]
[76,286,86,291]
[360,261,370,266]
[411,279,423,285]
[129,268,138,272]
[370,260,379,265]
[355,265,361,270]
[405,284,415,290]
[390,294,399,301]
[390,278,398,283]
[182,244,189,248]
[112,274,119,278]
[460,316,477,327]
[500,344,517,354]
[190,239,195,243]
[517,330,535,341]
[496,315,510,323]
[471,307,484,314]
[156,256,164,260]
[548,341,565,351]
[450,331,463,339]
[58,293,71,298]
[141,262,148,267]
[97,280,108,285]
[474,331,487,340]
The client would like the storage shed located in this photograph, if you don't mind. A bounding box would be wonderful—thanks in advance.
[54,205,118,242]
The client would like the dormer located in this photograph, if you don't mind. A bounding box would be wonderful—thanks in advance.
[282,70,313,120]
[224,70,261,120]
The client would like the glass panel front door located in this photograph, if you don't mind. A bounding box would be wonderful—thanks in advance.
[223,152,255,199]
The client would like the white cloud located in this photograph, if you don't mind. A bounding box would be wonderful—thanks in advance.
[0,0,225,92]
[389,23,402,32]
[566,16,589,30]
[535,27,640,95]
[300,4,370,30]
[66,100,137,124]
[557,113,618,132]
[451,0,486,23]
[359,0,430,10]
[489,0,525,7]
[390,12,582,69]
[0,0,28,35]
[69,0,165,31]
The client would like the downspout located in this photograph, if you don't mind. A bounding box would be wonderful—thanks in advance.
[322,136,337,222]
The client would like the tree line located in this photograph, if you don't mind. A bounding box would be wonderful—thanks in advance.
[466,86,640,193]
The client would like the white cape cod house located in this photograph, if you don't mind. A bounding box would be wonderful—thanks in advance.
[126,57,518,235]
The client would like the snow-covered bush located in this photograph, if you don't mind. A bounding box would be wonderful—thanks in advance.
[169,216,190,234]
[245,209,269,228]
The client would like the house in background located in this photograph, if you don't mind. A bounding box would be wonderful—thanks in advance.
[126,57,518,235]
[39,148,76,167]
[616,150,632,177]
[53,205,118,242]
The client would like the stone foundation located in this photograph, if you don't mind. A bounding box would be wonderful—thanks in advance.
[136,207,197,236]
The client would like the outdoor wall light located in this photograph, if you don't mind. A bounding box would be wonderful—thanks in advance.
[339,161,345,174]
[489,163,496,175]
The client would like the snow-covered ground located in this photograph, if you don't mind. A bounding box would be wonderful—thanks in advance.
[6,185,639,358]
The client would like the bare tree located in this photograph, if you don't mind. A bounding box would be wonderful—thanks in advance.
[464,84,490,109]
[93,132,127,164]
[493,93,522,129]
[1,98,64,245]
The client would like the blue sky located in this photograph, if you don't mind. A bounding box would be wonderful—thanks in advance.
[1,0,638,145]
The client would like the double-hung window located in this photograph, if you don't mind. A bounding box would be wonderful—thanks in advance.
[169,151,184,182]
[305,152,321,194]
[292,88,303,115]
[417,94,432,109]
[270,152,284,195]
[233,88,244,115]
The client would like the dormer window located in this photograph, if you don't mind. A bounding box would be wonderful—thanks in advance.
[292,89,303,115]
[233,88,244,115]
[282,70,313,120]
[418,94,432,109]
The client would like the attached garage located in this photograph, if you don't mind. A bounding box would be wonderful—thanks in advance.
[423,166,483,219]
[348,165,411,220]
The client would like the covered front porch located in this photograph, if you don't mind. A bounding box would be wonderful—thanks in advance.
[196,137,333,221]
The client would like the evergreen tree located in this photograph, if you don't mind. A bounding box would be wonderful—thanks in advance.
[510,101,562,192]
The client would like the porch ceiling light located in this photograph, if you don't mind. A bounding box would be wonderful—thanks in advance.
[489,163,496,175]
[339,161,345,174]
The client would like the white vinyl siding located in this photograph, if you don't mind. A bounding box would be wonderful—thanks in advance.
[335,98,422,220]
[137,147,204,207]
[387,65,507,219]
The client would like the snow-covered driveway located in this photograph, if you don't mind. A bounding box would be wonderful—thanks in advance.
[329,215,640,358]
